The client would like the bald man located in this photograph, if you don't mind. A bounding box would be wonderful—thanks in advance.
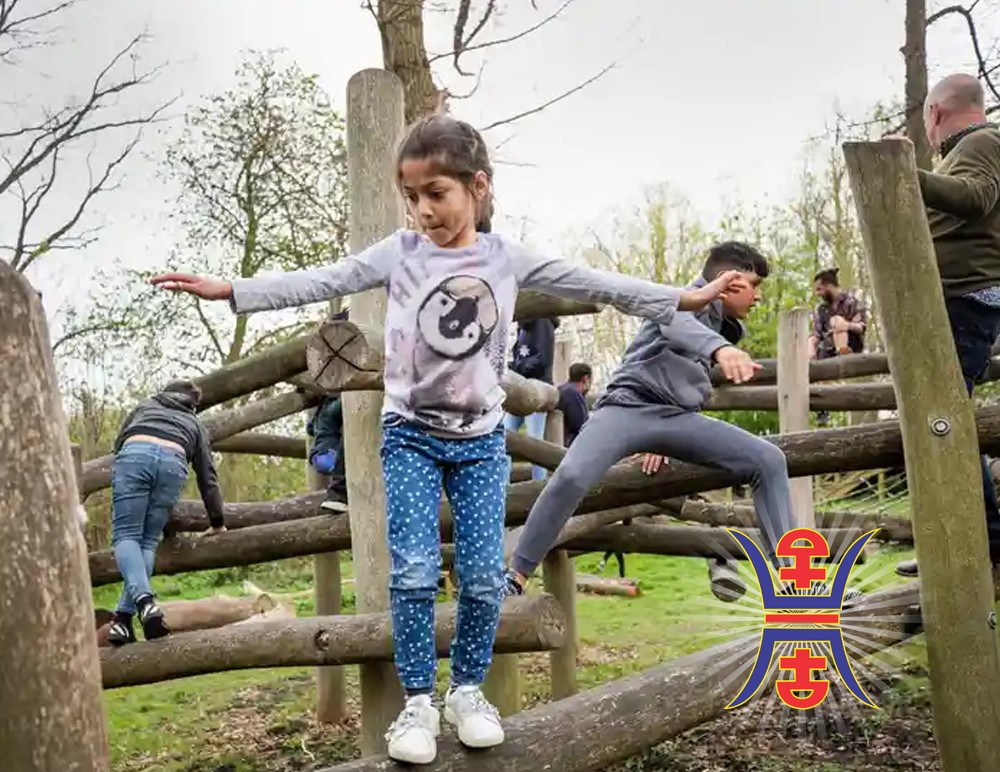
[897,73,1000,577]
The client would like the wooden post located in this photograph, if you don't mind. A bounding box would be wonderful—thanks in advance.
[309,422,347,723]
[343,68,406,755]
[844,137,1000,771]
[777,308,815,528]
[0,265,110,770]
[543,340,577,699]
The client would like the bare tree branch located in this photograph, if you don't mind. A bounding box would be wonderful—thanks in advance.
[480,61,615,131]
[450,0,496,76]
[431,0,577,69]
[927,3,1000,104]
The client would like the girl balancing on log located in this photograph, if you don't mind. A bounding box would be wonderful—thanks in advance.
[150,113,744,765]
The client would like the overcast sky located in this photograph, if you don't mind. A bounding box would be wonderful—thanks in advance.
[6,0,993,334]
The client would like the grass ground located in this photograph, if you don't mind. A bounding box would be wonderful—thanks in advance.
[97,529,937,772]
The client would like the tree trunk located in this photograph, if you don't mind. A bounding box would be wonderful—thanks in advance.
[319,583,922,772]
[376,0,439,124]
[904,0,934,170]
[0,264,110,771]
[100,594,564,689]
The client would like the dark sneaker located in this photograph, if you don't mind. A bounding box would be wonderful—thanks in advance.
[107,614,137,646]
[895,559,918,578]
[136,595,170,640]
[500,568,525,599]
[320,488,348,513]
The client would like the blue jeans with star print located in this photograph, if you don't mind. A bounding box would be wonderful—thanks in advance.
[380,414,506,695]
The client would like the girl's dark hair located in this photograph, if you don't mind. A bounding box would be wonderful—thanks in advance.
[397,114,494,233]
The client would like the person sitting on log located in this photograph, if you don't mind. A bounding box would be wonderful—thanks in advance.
[807,267,868,426]
[895,73,1000,578]
[148,113,744,766]
[106,380,226,646]
[501,242,865,607]
[307,309,350,513]
[503,316,558,480]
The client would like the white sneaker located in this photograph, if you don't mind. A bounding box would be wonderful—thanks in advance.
[386,694,440,764]
[444,685,504,748]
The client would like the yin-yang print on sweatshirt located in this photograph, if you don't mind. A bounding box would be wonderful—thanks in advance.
[383,233,518,437]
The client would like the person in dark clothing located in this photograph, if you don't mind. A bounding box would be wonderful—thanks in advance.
[107,380,225,646]
[307,307,350,512]
[308,395,349,512]
[556,362,592,448]
[896,73,1000,578]
[505,317,559,480]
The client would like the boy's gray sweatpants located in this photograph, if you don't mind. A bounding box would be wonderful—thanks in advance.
[510,403,797,578]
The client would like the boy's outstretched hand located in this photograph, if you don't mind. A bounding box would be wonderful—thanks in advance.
[714,345,761,384]
[677,270,748,311]
[150,272,233,301]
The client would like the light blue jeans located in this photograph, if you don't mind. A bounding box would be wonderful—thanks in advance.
[381,416,506,694]
[111,442,188,614]
[503,411,548,481]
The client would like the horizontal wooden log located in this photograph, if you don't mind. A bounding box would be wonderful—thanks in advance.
[194,335,311,410]
[304,320,559,413]
[576,575,641,597]
[95,594,276,647]
[80,390,318,497]
[559,523,863,562]
[711,351,1000,388]
[193,293,594,406]
[320,582,921,771]
[101,594,564,689]
[212,433,306,459]
[709,382,897,412]
[90,516,349,587]
[671,499,913,543]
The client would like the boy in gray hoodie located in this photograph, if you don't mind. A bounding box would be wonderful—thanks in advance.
[503,242,862,603]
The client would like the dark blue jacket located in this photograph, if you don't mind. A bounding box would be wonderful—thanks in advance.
[557,382,589,447]
[510,318,559,383]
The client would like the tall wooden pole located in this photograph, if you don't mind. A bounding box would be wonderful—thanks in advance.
[543,339,577,699]
[777,308,815,528]
[844,137,1000,771]
[0,264,110,770]
[310,423,347,723]
[344,68,407,755]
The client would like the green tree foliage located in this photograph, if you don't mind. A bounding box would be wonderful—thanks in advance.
[60,49,350,385]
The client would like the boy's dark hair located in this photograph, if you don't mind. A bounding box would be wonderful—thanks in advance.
[162,379,203,406]
[397,114,494,233]
[568,363,592,382]
[702,241,769,280]
[813,267,840,286]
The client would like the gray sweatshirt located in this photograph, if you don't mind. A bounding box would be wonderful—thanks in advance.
[231,230,685,438]
[595,278,739,415]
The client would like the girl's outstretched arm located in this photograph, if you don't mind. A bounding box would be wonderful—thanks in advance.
[151,232,402,314]
[508,239,746,325]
